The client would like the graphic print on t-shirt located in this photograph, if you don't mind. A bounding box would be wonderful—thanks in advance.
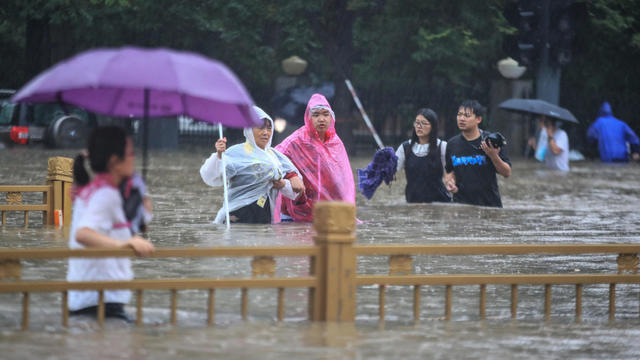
[451,155,487,167]
[444,133,511,208]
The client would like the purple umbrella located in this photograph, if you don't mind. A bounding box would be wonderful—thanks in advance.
[13,46,260,228]
[13,46,259,125]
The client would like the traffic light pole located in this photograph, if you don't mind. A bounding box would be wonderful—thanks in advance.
[535,0,561,105]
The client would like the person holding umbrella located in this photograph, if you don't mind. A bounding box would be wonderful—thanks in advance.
[444,100,511,208]
[529,116,570,171]
[394,108,451,203]
[68,126,154,322]
[200,106,304,224]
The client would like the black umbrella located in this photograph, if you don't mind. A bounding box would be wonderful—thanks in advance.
[498,98,578,123]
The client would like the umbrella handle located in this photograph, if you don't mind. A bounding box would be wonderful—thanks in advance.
[345,79,385,150]
[218,124,231,230]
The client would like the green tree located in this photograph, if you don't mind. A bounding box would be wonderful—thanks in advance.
[561,0,640,151]
[352,0,513,139]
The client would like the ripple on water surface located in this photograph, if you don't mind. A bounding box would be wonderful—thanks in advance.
[1,147,640,358]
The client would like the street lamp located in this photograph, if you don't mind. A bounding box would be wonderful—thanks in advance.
[281,56,308,76]
[497,57,526,79]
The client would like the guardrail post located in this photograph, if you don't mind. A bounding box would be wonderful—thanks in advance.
[46,157,73,226]
[312,201,356,322]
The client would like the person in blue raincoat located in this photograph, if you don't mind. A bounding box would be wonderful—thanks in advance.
[587,102,640,162]
[200,106,304,224]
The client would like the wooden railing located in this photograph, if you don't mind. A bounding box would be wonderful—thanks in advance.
[1,202,639,329]
[0,185,52,227]
[0,247,320,329]
[353,244,640,324]
[0,157,73,227]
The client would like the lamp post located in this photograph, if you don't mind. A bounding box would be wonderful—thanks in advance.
[490,57,533,157]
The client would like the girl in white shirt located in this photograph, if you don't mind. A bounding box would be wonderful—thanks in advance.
[395,108,451,203]
[67,126,154,321]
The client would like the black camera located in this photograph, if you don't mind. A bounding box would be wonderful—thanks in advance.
[481,131,506,148]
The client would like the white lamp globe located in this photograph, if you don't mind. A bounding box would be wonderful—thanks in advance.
[497,57,526,79]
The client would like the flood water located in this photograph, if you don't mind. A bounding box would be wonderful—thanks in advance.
[1,145,640,359]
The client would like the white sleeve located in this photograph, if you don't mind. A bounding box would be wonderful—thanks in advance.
[395,143,406,172]
[200,153,224,187]
[77,189,118,234]
[279,180,299,200]
[440,141,447,169]
[556,131,569,153]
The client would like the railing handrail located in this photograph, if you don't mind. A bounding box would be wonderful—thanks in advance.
[356,274,640,286]
[0,246,319,259]
[0,277,317,292]
[353,244,640,255]
[2,243,638,260]
[0,204,49,211]
[0,185,52,192]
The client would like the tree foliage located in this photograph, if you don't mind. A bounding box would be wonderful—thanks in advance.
[562,0,640,144]
[1,0,639,149]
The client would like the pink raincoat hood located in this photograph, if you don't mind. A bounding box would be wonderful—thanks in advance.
[274,93,355,222]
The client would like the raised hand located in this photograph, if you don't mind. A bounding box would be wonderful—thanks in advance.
[215,137,227,158]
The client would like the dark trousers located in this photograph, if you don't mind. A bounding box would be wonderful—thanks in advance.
[229,199,271,224]
[69,302,132,322]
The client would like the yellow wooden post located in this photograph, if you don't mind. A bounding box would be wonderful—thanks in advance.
[413,285,421,324]
[207,289,215,326]
[62,291,68,327]
[445,285,452,320]
[241,288,248,320]
[575,284,583,323]
[378,284,386,324]
[511,284,518,319]
[136,290,144,326]
[170,289,178,325]
[277,287,285,322]
[97,290,105,326]
[43,187,53,226]
[22,292,29,330]
[312,201,357,322]
[609,283,616,323]
[544,284,551,322]
[46,157,74,226]
[479,284,487,320]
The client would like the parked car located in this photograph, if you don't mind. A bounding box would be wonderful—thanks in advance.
[0,90,96,148]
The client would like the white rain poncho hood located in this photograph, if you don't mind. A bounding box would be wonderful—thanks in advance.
[206,106,300,223]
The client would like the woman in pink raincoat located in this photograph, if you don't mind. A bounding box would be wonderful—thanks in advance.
[275,93,355,222]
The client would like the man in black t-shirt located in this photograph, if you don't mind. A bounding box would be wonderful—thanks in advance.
[444,100,511,207]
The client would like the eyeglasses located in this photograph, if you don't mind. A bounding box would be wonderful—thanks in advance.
[414,121,430,128]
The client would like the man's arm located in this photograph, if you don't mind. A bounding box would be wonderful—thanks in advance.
[480,142,511,178]
[547,136,563,155]
[546,127,564,155]
[444,171,458,193]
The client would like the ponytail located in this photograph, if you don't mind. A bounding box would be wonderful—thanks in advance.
[73,126,128,186]
[73,153,91,186]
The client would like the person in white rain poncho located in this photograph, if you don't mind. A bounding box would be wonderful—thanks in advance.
[200,106,305,224]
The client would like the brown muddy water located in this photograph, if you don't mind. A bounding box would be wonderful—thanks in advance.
[1,145,640,359]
